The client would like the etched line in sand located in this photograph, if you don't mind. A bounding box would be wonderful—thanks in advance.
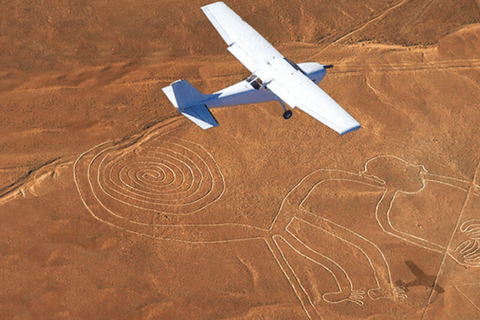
[266,155,479,317]
[268,166,405,308]
[75,146,479,319]
[311,0,408,58]
[421,158,480,320]
[74,120,225,236]
[454,284,480,311]
[326,59,480,77]
[450,219,480,268]
[11,57,480,96]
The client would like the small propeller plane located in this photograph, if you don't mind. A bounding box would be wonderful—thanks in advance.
[162,2,361,135]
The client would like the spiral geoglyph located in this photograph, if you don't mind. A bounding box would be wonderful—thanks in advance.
[74,125,225,235]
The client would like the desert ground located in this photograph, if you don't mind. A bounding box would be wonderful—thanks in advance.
[2,0,480,319]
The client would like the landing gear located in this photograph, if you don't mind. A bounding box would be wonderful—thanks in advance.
[283,110,293,119]
[278,99,292,120]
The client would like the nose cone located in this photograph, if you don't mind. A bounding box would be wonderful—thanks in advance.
[298,62,326,83]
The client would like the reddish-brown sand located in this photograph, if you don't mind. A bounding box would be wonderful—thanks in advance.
[2,1,480,319]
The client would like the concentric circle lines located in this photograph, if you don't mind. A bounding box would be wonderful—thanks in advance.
[98,146,209,207]
[74,132,226,231]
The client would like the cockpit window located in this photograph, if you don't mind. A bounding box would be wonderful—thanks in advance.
[245,74,257,82]
[246,74,262,90]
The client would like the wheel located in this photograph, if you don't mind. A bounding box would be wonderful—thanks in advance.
[283,110,293,119]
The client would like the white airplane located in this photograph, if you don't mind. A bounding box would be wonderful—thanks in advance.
[162,2,360,135]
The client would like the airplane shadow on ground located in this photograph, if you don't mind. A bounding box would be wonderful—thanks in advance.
[396,261,445,294]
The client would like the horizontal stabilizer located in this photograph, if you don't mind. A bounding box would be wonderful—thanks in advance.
[162,79,218,129]
[181,105,219,130]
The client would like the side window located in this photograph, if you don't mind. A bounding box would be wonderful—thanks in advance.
[246,74,262,90]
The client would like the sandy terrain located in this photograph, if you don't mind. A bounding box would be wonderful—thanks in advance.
[2,0,480,319]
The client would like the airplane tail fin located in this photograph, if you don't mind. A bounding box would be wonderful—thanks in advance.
[162,80,219,130]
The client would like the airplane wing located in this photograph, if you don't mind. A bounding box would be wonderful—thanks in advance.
[201,2,360,135]
[265,67,361,135]
[201,2,282,72]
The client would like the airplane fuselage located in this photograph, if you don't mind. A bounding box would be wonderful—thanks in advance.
[203,62,327,109]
